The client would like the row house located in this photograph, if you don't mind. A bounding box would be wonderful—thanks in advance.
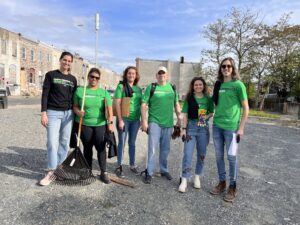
[0,27,120,95]
[0,28,20,95]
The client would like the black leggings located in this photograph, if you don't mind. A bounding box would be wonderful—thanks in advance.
[80,125,107,172]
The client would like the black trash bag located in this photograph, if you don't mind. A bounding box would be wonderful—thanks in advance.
[69,121,79,148]
[104,131,117,158]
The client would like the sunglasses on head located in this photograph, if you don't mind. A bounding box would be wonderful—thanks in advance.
[89,75,100,80]
[221,64,232,69]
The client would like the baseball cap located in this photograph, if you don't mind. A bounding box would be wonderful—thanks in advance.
[157,66,168,74]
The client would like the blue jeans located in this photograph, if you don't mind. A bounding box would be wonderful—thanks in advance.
[117,119,140,166]
[147,122,172,176]
[46,109,73,170]
[182,120,209,178]
[213,125,237,185]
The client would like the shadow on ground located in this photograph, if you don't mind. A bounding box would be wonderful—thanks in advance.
[0,146,46,180]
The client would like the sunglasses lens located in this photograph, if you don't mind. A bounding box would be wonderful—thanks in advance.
[222,65,232,69]
[90,75,100,80]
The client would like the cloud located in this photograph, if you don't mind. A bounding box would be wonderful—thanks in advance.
[0,0,299,74]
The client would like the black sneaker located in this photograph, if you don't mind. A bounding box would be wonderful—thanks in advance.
[100,172,110,184]
[115,165,124,178]
[141,169,152,184]
[130,166,139,175]
[161,172,173,180]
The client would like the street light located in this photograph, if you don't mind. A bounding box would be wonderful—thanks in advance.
[95,13,100,67]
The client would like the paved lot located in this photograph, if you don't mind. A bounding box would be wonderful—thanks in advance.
[6,95,40,107]
[0,99,299,225]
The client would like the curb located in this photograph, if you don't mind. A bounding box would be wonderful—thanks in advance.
[248,116,300,127]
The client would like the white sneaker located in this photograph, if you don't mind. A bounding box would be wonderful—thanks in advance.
[194,175,201,189]
[39,170,55,186]
[178,177,187,193]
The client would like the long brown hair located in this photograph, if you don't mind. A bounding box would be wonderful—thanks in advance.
[185,77,208,101]
[122,66,140,85]
[217,57,240,81]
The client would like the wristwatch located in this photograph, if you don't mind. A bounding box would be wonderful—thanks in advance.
[107,121,113,124]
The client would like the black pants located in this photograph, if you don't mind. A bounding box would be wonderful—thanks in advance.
[80,125,107,172]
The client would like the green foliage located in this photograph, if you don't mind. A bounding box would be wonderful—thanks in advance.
[249,109,280,119]
[202,9,300,105]
[245,82,256,99]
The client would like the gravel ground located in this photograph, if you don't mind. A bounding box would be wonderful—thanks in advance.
[0,104,299,225]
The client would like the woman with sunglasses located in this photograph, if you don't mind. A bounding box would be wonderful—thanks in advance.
[73,68,113,184]
[39,51,77,186]
[178,77,214,193]
[114,66,142,177]
[210,57,249,202]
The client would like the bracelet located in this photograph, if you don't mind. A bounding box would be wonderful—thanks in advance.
[182,127,186,130]
[107,121,113,124]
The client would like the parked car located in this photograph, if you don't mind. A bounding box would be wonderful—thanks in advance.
[0,88,8,109]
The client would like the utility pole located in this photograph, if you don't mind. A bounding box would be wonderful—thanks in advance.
[95,13,100,67]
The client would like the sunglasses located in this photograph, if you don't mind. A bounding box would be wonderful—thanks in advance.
[221,64,232,69]
[89,75,100,80]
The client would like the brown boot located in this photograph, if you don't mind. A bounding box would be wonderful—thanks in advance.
[210,181,226,195]
[224,185,237,202]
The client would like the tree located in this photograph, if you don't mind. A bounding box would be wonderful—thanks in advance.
[266,14,300,99]
[202,19,227,66]
[226,7,263,72]
[246,25,274,108]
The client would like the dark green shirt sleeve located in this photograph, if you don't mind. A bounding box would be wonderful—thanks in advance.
[181,101,188,113]
[238,82,248,102]
[207,97,215,114]
[114,84,123,99]
[142,85,151,104]
[105,90,113,106]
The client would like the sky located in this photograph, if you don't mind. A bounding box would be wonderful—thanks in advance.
[0,0,299,73]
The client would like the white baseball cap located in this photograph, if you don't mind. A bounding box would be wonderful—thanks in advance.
[157,66,168,74]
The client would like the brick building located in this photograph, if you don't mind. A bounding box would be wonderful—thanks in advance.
[0,27,120,95]
[0,28,20,95]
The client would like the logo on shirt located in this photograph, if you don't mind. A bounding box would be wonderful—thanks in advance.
[53,78,75,87]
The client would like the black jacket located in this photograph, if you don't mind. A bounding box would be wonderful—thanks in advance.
[41,70,77,112]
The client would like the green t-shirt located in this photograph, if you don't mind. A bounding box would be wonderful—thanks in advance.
[73,87,112,126]
[213,80,248,131]
[114,83,142,121]
[142,83,179,128]
[182,95,214,121]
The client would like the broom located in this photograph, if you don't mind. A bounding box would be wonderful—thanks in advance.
[51,71,96,186]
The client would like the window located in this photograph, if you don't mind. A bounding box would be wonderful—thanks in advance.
[22,47,26,59]
[47,53,51,62]
[12,42,17,57]
[39,51,42,62]
[1,39,7,54]
[31,49,35,62]
[29,73,33,83]
[28,68,35,83]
